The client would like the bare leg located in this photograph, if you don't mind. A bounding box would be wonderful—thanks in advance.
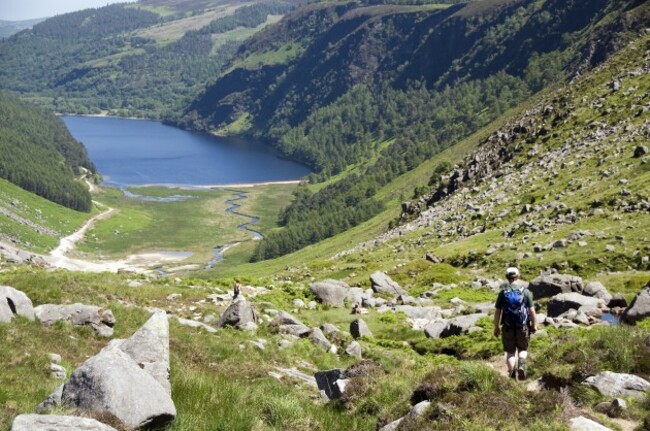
[506,352,517,373]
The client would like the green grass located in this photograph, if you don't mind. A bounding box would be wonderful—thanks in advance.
[72,184,297,268]
[0,178,96,252]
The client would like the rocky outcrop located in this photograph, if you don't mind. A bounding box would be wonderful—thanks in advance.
[621,284,650,324]
[528,274,584,299]
[584,371,650,400]
[11,414,118,431]
[0,286,35,323]
[217,299,257,329]
[34,304,115,336]
[370,272,407,297]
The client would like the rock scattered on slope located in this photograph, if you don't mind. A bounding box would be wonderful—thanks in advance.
[528,274,583,299]
[370,271,407,297]
[350,318,373,339]
[584,371,650,400]
[621,284,650,324]
[547,293,605,317]
[0,286,35,323]
[11,414,118,431]
[34,303,115,336]
[309,279,350,307]
[569,416,612,431]
[217,299,257,329]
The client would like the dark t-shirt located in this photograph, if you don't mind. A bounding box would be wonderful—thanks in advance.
[495,283,534,309]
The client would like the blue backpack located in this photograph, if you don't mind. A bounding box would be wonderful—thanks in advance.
[502,288,529,328]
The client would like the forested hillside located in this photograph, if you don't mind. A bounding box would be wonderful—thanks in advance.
[0,0,300,118]
[178,0,650,260]
[0,94,94,211]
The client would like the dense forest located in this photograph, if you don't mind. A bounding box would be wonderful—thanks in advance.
[0,93,94,212]
[180,0,649,260]
[0,1,300,118]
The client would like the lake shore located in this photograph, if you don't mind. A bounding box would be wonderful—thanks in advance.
[127,180,303,190]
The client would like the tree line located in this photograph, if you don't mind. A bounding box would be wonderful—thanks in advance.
[0,93,94,212]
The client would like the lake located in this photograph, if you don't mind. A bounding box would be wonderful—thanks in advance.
[62,116,311,186]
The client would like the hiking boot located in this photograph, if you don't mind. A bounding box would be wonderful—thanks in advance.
[517,363,526,380]
[509,369,516,379]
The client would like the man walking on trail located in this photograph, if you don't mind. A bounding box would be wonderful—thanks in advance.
[493,267,537,380]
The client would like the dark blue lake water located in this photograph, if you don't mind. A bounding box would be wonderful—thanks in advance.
[62,116,311,186]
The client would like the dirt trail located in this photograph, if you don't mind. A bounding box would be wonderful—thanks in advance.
[0,201,191,274]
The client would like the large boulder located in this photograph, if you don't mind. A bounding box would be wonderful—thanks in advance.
[350,318,373,339]
[34,304,114,336]
[621,285,650,325]
[11,414,118,431]
[584,371,650,400]
[62,345,176,429]
[547,293,604,318]
[217,299,257,329]
[309,280,349,307]
[582,281,612,303]
[116,311,171,394]
[272,311,305,326]
[370,272,407,297]
[0,286,35,322]
[528,274,584,299]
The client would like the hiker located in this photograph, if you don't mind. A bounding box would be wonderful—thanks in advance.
[352,304,362,315]
[493,267,537,380]
[233,279,242,300]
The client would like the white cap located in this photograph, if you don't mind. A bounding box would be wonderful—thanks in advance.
[506,267,520,278]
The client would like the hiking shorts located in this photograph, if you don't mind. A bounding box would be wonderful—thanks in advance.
[501,325,529,353]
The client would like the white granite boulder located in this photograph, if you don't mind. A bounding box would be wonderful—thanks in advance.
[584,371,650,400]
[115,311,171,394]
[61,345,176,429]
[370,272,407,297]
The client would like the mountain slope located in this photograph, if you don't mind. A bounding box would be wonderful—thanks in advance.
[332,32,650,285]
[184,0,649,260]
[0,93,94,211]
[0,0,300,118]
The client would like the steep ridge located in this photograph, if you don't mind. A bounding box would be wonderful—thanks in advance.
[337,32,650,281]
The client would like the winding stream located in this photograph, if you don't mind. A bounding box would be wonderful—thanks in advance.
[206,191,264,269]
